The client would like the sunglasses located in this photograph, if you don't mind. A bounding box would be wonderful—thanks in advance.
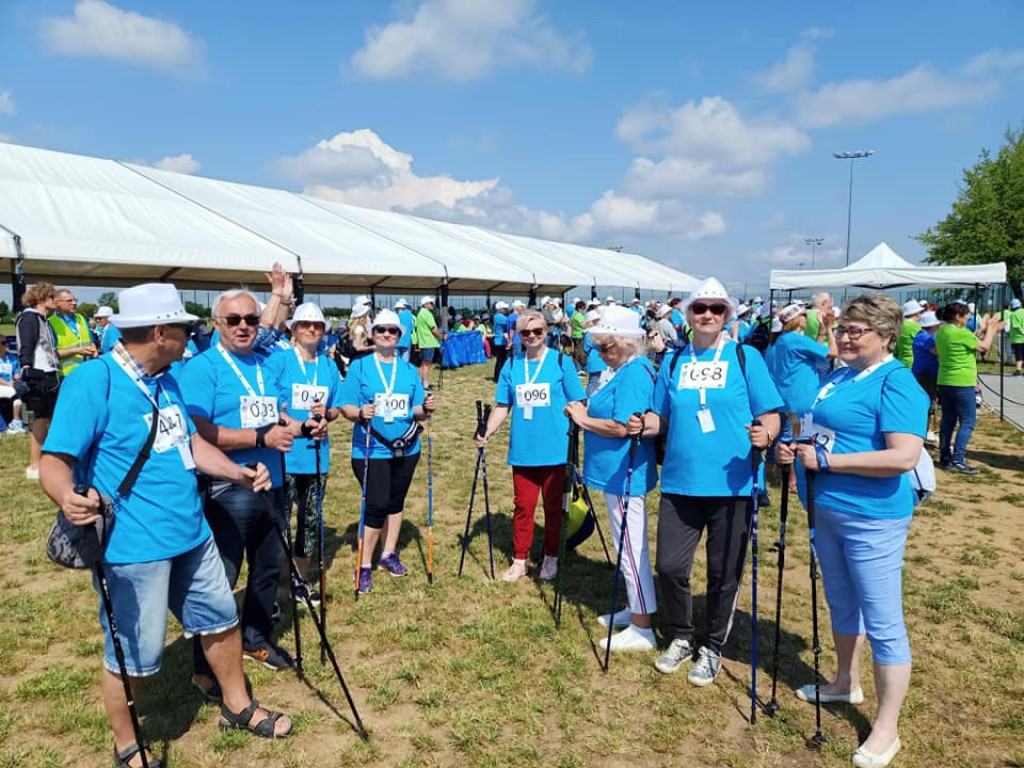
[167,322,196,335]
[218,314,260,327]
[691,303,727,316]
[374,326,401,335]
[596,342,618,352]
[520,328,546,338]
[835,325,874,340]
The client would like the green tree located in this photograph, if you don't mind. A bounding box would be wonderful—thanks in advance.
[917,127,1024,300]
[97,291,119,312]
[185,301,210,318]
[78,303,98,318]
[0,300,8,321]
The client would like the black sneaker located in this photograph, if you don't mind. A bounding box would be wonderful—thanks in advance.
[243,643,293,671]
[937,460,952,470]
[950,461,979,475]
[293,581,321,609]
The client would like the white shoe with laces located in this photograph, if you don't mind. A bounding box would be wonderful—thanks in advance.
[654,638,694,674]
[687,645,722,687]
[599,624,656,653]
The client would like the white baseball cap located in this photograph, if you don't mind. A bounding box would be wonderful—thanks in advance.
[512,299,526,308]
[286,302,327,329]
[586,305,645,337]
[495,300,509,310]
[111,284,198,329]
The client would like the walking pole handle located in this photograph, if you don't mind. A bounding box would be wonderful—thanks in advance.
[475,400,484,437]
[629,412,643,458]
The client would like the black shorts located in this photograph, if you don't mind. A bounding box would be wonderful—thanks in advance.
[22,370,61,419]
[1013,343,1024,363]
[351,453,421,529]
[914,372,937,402]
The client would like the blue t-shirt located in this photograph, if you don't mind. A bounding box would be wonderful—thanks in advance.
[582,358,657,495]
[0,351,20,381]
[507,312,520,346]
[495,350,587,466]
[265,349,342,474]
[653,341,783,497]
[396,309,414,349]
[730,320,751,343]
[492,312,508,347]
[178,346,288,487]
[766,331,830,414]
[43,357,209,564]
[584,335,608,374]
[337,354,425,460]
[912,331,938,377]
[101,325,122,355]
[796,359,927,519]
[671,309,684,328]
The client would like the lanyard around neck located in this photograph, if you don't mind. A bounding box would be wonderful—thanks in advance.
[523,347,549,385]
[293,346,319,387]
[811,355,893,410]
[111,349,167,411]
[373,352,398,396]
[686,336,727,409]
[217,343,264,399]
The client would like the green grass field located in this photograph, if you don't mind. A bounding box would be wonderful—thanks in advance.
[0,363,1021,767]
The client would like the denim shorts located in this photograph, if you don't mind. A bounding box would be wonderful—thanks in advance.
[420,347,437,363]
[94,536,238,677]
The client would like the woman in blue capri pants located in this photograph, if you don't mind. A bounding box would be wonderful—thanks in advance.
[776,292,927,768]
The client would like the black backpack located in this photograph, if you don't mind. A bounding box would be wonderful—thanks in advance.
[745,317,771,353]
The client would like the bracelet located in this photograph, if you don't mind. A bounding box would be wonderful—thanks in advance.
[813,442,831,473]
[254,424,272,448]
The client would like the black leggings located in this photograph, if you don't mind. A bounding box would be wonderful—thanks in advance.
[655,493,752,654]
[351,454,421,529]
[492,344,508,382]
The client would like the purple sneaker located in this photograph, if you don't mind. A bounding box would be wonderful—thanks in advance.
[377,552,408,577]
[358,567,373,594]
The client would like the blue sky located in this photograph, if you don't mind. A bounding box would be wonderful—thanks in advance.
[1,0,1023,299]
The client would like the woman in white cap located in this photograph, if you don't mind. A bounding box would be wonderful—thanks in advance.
[393,299,415,363]
[338,309,437,592]
[631,277,781,686]
[348,301,375,361]
[476,310,587,581]
[265,303,344,600]
[582,309,608,396]
[894,300,923,369]
[564,306,658,651]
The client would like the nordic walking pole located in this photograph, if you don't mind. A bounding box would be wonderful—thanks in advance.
[279,448,302,674]
[806,456,827,749]
[249,466,369,740]
[766,460,791,718]
[571,425,612,564]
[354,420,372,601]
[480,403,495,580]
[749,419,762,726]
[426,414,434,585]
[312,414,327,666]
[603,419,642,671]
[76,485,150,768]
[458,401,485,577]
[553,424,576,629]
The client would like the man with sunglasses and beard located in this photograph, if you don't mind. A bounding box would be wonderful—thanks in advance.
[179,289,325,683]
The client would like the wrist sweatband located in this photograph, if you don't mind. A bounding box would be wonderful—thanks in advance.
[814,442,831,473]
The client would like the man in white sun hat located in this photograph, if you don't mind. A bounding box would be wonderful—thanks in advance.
[40,283,294,764]
[492,301,511,382]
[93,305,115,349]
[413,295,444,389]
[509,299,526,354]
[896,300,923,369]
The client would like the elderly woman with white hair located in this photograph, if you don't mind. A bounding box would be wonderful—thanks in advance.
[631,277,782,685]
[565,306,658,652]
[348,300,375,361]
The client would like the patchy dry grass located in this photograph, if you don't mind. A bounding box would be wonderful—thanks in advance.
[0,363,1022,767]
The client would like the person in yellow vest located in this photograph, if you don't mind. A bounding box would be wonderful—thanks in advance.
[48,289,97,376]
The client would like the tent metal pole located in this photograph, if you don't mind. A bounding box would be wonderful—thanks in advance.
[1000,283,1005,422]
[0,225,26,311]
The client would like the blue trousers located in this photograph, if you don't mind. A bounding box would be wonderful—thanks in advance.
[937,384,976,464]
[814,507,912,665]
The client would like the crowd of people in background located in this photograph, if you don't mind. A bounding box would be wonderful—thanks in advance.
[1,269,1018,768]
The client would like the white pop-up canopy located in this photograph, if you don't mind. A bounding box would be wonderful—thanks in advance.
[770,241,1006,290]
[0,141,701,295]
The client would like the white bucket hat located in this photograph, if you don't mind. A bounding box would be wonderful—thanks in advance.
[512,299,526,308]
[736,303,750,317]
[420,295,434,306]
[94,305,114,319]
[351,303,371,319]
[353,295,371,307]
[286,302,327,329]
[585,309,601,322]
[902,300,923,317]
[658,304,673,318]
[371,308,402,334]
[394,298,409,309]
[585,305,645,337]
[605,295,616,304]
[919,311,940,328]
[111,283,198,328]
[778,303,806,324]
[682,277,736,321]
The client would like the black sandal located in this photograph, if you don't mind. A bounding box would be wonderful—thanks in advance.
[218,699,292,739]
[114,742,163,768]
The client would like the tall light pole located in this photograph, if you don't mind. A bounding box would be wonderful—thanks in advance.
[804,237,824,270]
[832,150,874,267]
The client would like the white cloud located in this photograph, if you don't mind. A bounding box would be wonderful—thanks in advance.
[617,96,810,198]
[151,153,201,174]
[750,234,844,271]
[755,45,815,93]
[800,26,834,41]
[0,91,14,116]
[39,0,205,77]
[349,0,591,81]
[795,50,1024,128]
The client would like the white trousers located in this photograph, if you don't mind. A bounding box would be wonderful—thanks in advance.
[603,491,657,616]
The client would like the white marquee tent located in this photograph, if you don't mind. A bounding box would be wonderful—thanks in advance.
[0,142,700,296]
[770,241,1006,291]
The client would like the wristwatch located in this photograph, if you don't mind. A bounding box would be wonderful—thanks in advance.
[254,424,273,448]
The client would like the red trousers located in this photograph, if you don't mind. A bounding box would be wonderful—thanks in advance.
[511,465,564,561]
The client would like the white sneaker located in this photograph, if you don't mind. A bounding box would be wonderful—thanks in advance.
[599,624,656,653]
[6,420,27,434]
[539,555,558,581]
[687,646,722,687]
[597,607,632,629]
[25,467,39,480]
[925,430,938,444]
[654,638,694,674]
[500,559,529,582]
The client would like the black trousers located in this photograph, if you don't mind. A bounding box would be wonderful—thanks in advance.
[492,344,508,382]
[655,493,752,654]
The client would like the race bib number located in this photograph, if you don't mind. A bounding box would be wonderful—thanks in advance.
[799,414,836,453]
[145,405,189,454]
[374,392,410,423]
[678,361,729,389]
[516,383,551,409]
[240,396,279,429]
[291,384,328,413]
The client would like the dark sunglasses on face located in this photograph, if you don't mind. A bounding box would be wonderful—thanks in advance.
[520,328,546,338]
[167,322,196,335]
[218,314,260,327]
[691,303,727,316]
[596,341,617,352]
[374,326,401,335]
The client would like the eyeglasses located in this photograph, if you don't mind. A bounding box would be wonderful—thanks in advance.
[520,328,546,338]
[835,325,874,340]
[217,314,260,327]
[374,326,401,335]
[691,303,727,316]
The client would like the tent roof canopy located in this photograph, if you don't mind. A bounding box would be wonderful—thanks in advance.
[0,141,700,295]
[769,241,1006,291]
